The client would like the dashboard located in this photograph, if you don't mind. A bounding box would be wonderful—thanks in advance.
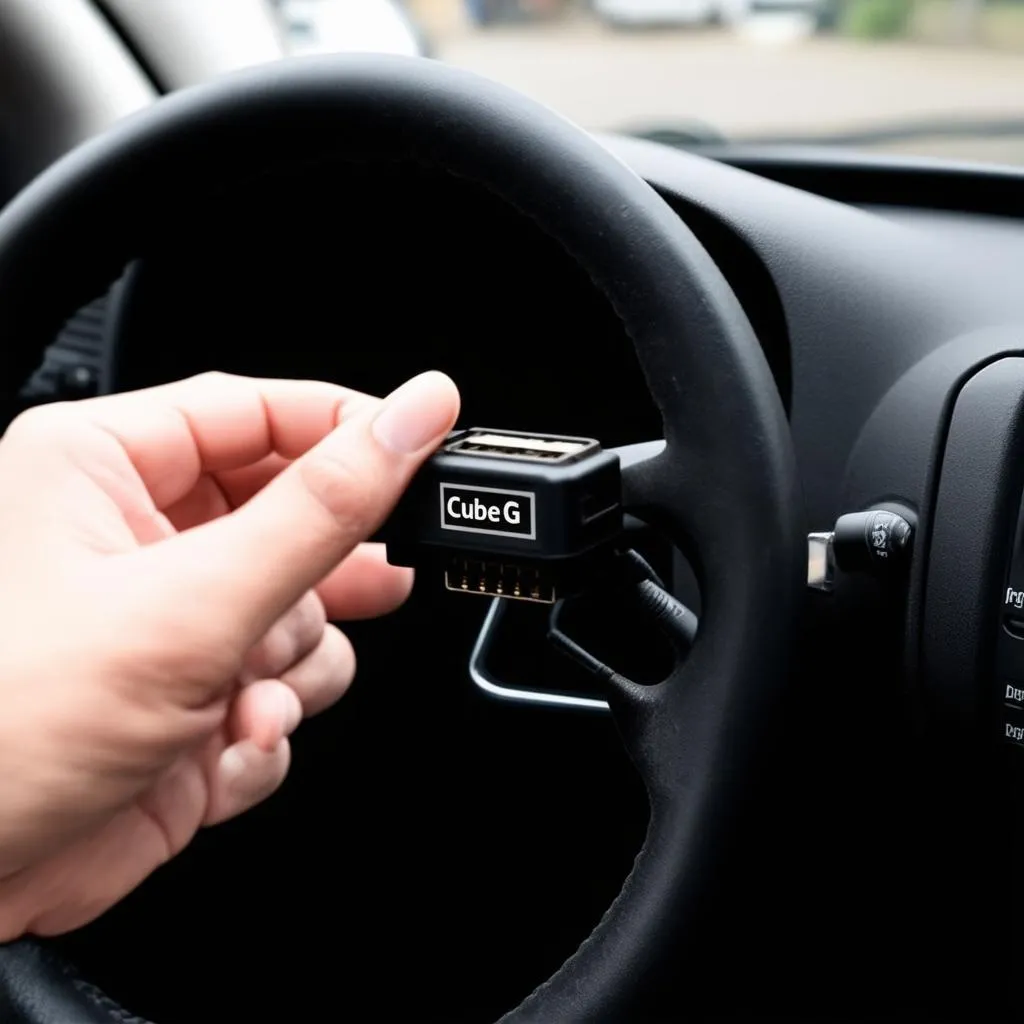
[16,136,1024,1020]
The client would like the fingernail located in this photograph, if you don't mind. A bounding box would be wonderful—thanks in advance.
[219,744,250,790]
[371,371,459,455]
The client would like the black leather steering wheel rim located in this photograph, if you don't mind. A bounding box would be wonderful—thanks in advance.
[0,55,803,1022]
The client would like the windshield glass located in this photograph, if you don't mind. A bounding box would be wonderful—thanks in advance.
[293,0,1024,165]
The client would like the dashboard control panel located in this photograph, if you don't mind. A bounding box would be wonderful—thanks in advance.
[998,495,1024,750]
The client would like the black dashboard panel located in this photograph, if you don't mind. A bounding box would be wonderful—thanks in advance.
[688,143,1024,217]
[599,135,1024,528]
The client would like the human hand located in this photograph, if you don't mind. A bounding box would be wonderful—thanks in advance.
[0,369,459,939]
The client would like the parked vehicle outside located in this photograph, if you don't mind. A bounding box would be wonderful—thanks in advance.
[589,0,821,29]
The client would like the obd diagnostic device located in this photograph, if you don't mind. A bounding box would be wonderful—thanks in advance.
[383,427,623,603]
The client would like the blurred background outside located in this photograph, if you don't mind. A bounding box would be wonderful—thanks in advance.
[291,0,1024,165]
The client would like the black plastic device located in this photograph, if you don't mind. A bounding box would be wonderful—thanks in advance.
[383,427,623,603]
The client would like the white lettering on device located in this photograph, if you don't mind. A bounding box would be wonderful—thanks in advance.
[439,483,536,540]
[446,495,523,525]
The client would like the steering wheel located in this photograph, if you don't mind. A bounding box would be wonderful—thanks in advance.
[0,56,802,1022]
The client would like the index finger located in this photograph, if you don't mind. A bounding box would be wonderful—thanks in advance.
[75,372,380,509]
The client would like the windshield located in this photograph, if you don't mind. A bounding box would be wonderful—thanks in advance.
[289,0,1024,166]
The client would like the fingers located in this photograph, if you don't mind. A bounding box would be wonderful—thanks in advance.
[239,546,412,630]
[229,680,303,753]
[204,738,291,827]
[126,371,459,653]
[241,591,326,684]
[218,625,352,825]
[162,474,233,533]
[279,624,356,717]
[214,453,292,511]
[65,373,377,510]
[163,454,293,532]
[235,627,355,740]
[317,544,414,620]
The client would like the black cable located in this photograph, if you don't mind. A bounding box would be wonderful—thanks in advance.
[547,548,698,685]
[618,546,667,591]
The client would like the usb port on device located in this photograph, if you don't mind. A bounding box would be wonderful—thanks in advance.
[382,427,623,603]
[443,431,598,463]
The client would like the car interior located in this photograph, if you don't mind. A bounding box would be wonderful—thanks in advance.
[1,1,1024,1021]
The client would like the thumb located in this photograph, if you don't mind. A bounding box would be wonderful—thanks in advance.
[126,370,459,649]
